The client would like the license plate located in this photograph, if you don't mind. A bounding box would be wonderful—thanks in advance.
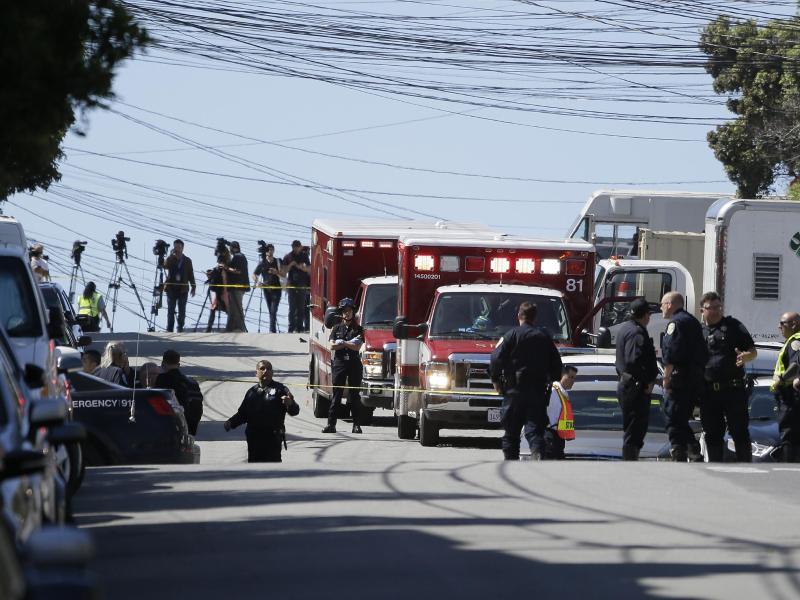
[487,408,502,423]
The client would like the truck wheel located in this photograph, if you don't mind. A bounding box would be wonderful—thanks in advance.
[418,410,439,447]
[313,388,330,419]
[397,414,417,440]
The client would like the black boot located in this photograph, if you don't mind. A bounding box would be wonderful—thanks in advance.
[705,444,725,463]
[734,443,753,463]
[322,424,336,434]
[670,446,688,462]
[622,445,639,461]
[688,440,704,462]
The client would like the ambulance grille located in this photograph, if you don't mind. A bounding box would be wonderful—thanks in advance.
[753,254,781,300]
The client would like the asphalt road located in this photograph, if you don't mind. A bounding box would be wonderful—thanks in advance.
[73,333,800,600]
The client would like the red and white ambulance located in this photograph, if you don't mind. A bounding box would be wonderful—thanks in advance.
[391,234,595,445]
[308,219,494,420]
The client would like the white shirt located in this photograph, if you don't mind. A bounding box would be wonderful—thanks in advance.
[30,256,50,282]
[548,382,567,428]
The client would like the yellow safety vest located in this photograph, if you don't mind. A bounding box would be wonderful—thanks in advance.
[78,293,101,318]
[772,331,800,391]
[554,385,575,440]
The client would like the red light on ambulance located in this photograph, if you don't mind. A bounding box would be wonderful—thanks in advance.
[490,257,510,273]
[540,258,561,275]
[342,240,356,248]
[361,240,375,248]
[515,258,535,274]
[379,241,393,248]
[566,259,586,276]
[465,257,485,272]
[414,255,435,271]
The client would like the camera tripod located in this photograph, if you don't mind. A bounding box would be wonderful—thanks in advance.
[106,255,148,333]
[146,261,166,332]
[244,285,264,332]
[68,262,86,304]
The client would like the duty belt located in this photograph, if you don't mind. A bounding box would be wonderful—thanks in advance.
[707,378,745,392]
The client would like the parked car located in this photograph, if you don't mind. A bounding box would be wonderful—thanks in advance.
[521,351,671,459]
[67,371,200,465]
[38,282,90,350]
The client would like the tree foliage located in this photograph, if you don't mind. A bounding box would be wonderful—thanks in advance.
[700,14,800,198]
[0,1,148,200]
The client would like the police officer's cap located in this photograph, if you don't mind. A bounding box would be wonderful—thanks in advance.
[629,298,650,319]
[338,297,356,310]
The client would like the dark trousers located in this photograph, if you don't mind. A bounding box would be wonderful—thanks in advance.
[262,289,281,333]
[226,289,247,332]
[166,292,188,332]
[185,400,203,436]
[329,361,363,427]
[617,381,651,451]
[287,288,308,332]
[664,388,693,450]
[701,386,751,462]
[503,387,548,460]
[544,429,565,460]
[246,432,282,463]
[778,389,800,460]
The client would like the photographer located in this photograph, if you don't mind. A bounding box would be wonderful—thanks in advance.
[164,239,196,333]
[253,242,282,333]
[225,241,249,332]
[29,243,50,282]
[281,240,310,333]
[205,244,231,332]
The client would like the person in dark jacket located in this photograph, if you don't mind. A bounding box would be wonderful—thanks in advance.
[163,239,196,333]
[700,291,757,462]
[225,241,250,332]
[281,240,310,333]
[154,349,189,408]
[224,360,299,462]
[322,298,364,434]
[615,298,659,461]
[660,292,708,462]
[253,243,282,333]
[490,301,563,461]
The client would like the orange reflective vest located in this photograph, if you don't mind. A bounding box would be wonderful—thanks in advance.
[553,385,575,441]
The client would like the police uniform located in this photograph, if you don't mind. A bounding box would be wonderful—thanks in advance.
[702,316,755,462]
[661,308,707,460]
[226,380,299,462]
[328,320,365,429]
[490,323,563,460]
[615,318,659,460]
[773,332,800,461]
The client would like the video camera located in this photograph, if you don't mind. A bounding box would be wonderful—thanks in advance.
[214,237,230,258]
[257,240,269,261]
[111,231,130,261]
[71,240,87,266]
[152,239,170,268]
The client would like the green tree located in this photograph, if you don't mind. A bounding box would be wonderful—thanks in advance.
[0,2,148,200]
[700,14,800,198]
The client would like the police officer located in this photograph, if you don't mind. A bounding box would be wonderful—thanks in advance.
[660,291,708,462]
[615,298,659,461]
[772,311,800,462]
[490,301,563,461]
[699,291,757,462]
[322,298,365,434]
[224,360,299,462]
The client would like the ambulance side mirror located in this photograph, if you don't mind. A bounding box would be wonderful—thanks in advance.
[416,322,428,340]
[393,317,409,339]
[324,307,340,329]
[596,327,612,348]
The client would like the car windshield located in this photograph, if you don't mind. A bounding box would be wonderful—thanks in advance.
[361,284,397,326]
[569,385,666,430]
[0,257,42,338]
[430,292,570,340]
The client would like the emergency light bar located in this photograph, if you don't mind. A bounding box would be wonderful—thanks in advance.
[566,259,586,276]
[379,241,393,248]
[361,240,375,248]
[440,256,459,272]
[342,241,357,248]
[465,256,485,272]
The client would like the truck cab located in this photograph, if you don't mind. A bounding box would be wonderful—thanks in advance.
[355,275,398,411]
[592,258,694,353]
[412,284,570,446]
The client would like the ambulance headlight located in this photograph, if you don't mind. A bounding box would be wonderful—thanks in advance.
[424,362,450,390]
[361,351,383,377]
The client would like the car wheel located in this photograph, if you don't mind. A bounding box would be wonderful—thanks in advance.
[55,443,83,497]
[311,366,331,418]
[418,410,439,447]
[397,414,417,440]
[81,438,108,467]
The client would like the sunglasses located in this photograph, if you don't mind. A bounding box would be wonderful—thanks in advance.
[779,320,793,326]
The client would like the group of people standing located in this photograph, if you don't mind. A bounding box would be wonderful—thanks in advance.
[160,238,310,334]
[490,291,800,463]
